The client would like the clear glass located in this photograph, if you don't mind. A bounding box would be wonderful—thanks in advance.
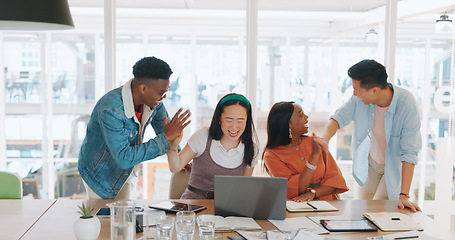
[155,215,175,240]
[107,201,136,240]
[176,211,195,240]
[196,214,215,240]
[176,211,195,222]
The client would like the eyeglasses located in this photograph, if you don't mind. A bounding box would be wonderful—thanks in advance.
[149,86,170,97]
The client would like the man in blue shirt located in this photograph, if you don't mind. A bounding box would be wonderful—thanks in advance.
[322,59,421,212]
[78,56,191,199]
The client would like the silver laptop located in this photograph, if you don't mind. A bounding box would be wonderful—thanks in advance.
[214,175,287,220]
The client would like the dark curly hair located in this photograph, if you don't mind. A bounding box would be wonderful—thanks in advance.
[132,56,173,79]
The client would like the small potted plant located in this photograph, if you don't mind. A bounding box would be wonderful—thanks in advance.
[73,201,101,240]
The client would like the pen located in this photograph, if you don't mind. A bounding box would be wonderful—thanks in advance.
[393,236,419,240]
[307,202,318,210]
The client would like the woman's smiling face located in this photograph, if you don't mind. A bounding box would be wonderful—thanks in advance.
[219,104,247,144]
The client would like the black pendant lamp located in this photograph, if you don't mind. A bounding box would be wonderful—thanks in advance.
[0,0,74,30]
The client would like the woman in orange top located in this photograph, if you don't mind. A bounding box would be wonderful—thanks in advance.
[263,102,348,202]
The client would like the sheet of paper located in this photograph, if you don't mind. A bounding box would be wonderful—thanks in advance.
[265,229,330,240]
[367,230,441,240]
[308,215,352,223]
[236,230,267,240]
[294,229,328,240]
[269,216,329,235]
[225,216,261,230]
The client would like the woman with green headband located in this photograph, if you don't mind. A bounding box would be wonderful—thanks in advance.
[166,93,259,199]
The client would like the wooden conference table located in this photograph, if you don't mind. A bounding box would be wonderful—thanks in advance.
[2,199,453,240]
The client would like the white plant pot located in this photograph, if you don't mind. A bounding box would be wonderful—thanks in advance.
[73,216,101,240]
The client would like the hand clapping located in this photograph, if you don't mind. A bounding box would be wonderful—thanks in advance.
[163,108,191,143]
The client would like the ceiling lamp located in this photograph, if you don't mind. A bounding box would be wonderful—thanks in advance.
[435,13,453,33]
[0,0,74,30]
[364,29,378,42]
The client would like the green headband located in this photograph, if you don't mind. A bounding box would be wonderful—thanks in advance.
[219,94,251,110]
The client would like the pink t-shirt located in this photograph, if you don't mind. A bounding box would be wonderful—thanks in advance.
[369,104,389,165]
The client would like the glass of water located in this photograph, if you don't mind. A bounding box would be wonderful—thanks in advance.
[107,201,136,240]
[196,214,215,240]
[155,215,174,240]
[176,211,195,240]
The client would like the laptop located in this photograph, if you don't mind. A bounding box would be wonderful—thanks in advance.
[214,175,287,220]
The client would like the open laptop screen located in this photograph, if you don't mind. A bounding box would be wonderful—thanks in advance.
[214,176,287,220]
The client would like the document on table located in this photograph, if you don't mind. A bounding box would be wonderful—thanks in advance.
[367,230,441,240]
[269,216,329,234]
[237,229,328,240]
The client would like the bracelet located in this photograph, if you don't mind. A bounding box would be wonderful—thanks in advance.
[169,148,178,153]
[399,192,410,198]
[307,188,317,198]
[306,162,317,170]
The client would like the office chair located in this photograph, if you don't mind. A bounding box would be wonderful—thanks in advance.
[168,170,191,199]
[0,171,22,199]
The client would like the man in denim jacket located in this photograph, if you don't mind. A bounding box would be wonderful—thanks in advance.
[78,57,191,199]
[323,60,421,212]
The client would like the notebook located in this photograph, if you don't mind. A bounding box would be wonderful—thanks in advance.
[214,216,262,232]
[286,200,338,212]
[214,176,287,220]
[363,212,423,231]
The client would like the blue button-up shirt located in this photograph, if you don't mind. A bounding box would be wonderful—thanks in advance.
[78,79,171,199]
[330,84,422,200]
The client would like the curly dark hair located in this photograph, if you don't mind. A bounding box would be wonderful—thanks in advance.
[348,59,388,90]
[132,56,173,79]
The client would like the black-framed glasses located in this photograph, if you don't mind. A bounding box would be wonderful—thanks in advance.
[149,86,170,97]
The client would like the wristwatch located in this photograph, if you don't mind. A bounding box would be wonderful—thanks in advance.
[307,188,317,198]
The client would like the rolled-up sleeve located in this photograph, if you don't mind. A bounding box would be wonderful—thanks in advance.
[399,98,422,165]
[330,96,357,129]
[263,150,301,199]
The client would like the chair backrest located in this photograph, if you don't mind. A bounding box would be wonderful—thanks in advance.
[168,170,191,199]
[0,171,22,199]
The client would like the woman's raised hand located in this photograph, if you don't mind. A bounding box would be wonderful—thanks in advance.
[312,133,328,152]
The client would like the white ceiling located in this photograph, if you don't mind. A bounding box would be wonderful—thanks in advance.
[66,0,455,40]
[68,0,387,12]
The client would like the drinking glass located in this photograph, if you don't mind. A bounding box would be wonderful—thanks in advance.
[107,201,136,240]
[196,214,215,240]
[155,215,174,240]
[176,211,195,240]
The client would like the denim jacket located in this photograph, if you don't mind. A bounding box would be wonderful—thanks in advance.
[330,84,421,200]
[78,80,171,199]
